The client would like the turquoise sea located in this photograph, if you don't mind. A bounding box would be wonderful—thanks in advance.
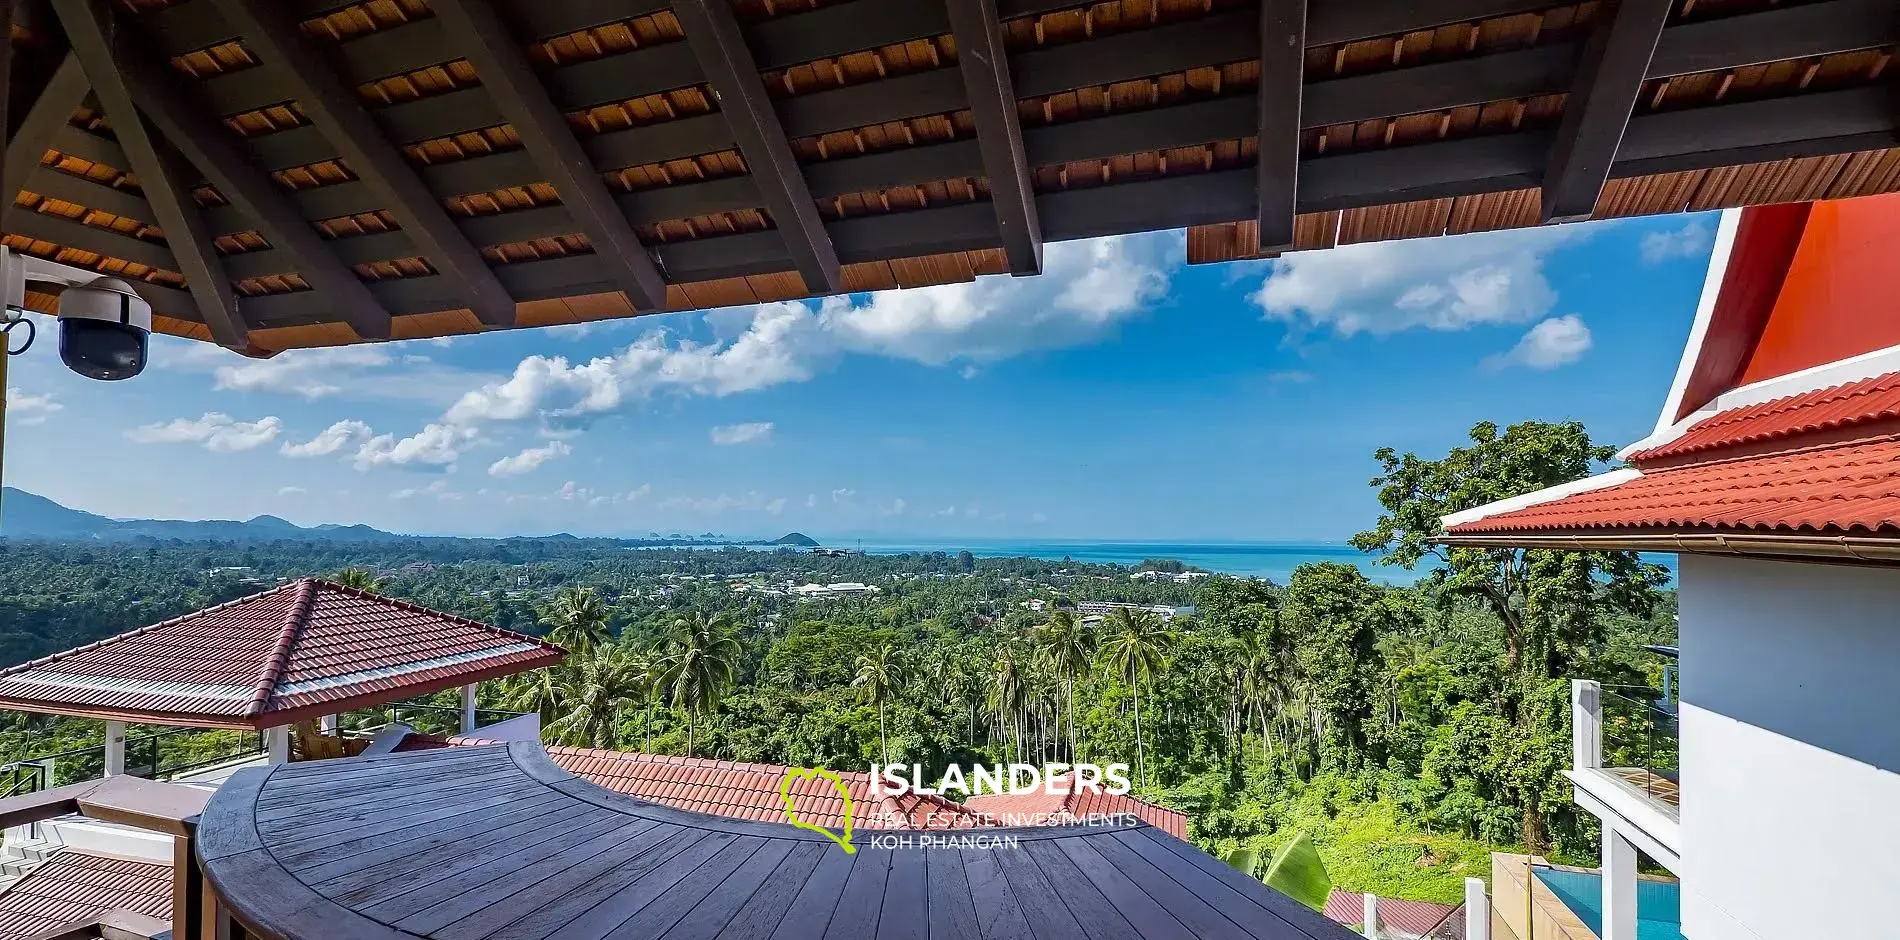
[827,538,1414,583]
[801,538,1677,585]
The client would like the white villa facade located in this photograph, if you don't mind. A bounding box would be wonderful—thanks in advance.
[1443,194,1900,940]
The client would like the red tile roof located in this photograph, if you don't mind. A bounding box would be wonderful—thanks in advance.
[1323,890,1461,938]
[961,773,1189,838]
[0,849,172,939]
[0,579,563,728]
[399,734,983,831]
[1629,372,1900,464]
[1446,436,1900,536]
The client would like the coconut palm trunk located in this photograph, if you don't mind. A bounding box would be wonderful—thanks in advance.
[1132,680,1147,789]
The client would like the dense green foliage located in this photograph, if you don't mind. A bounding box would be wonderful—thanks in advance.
[0,419,1678,905]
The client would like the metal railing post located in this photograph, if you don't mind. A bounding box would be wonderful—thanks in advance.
[1572,680,1602,771]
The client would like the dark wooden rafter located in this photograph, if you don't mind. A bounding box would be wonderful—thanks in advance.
[1541,0,1677,223]
[430,0,668,311]
[673,0,841,294]
[208,0,515,327]
[0,0,1892,338]
[0,0,13,224]
[945,0,1041,275]
[4,54,89,222]
[73,3,392,340]
[1255,0,1307,252]
[48,0,252,349]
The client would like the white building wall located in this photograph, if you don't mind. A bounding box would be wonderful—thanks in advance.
[1677,555,1900,940]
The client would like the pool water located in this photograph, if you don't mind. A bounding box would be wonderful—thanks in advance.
[1534,868,1684,940]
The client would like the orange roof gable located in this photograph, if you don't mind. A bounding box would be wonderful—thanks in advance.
[0,579,564,728]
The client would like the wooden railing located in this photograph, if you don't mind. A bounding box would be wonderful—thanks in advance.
[0,775,234,940]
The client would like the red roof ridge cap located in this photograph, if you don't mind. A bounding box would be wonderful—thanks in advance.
[0,578,303,679]
[246,579,319,717]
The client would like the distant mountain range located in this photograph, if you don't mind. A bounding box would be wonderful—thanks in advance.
[0,487,814,547]
[0,487,413,542]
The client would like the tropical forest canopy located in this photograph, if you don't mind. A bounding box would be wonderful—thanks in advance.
[0,420,1675,904]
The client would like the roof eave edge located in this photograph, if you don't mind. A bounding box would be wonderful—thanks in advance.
[1435,531,1900,564]
[1438,468,1643,532]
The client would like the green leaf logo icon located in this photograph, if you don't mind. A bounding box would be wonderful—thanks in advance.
[780,767,856,854]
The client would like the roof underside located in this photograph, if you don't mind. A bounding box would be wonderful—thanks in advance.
[0,578,564,727]
[3,0,1897,354]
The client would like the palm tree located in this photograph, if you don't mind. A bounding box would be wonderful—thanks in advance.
[853,643,903,766]
[544,586,613,656]
[1096,608,1172,789]
[652,611,743,757]
[1032,609,1094,761]
[544,644,647,749]
[329,567,386,591]
[989,643,1027,763]
[498,665,563,730]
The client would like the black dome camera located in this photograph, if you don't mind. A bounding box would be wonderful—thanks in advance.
[56,276,151,381]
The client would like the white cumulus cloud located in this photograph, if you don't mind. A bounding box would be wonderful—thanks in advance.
[214,346,392,399]
[1485,315,1594,371]
[351,423,472,471]
[438,233,1179,431]
[1254,227,1587,336]
[4,389,62,425]
[126,413,282,452]
[488,440,572,477]
[280,420,373,458]
[1641,220,1714,264]
[277,486,306,496]
[710,422,774,445]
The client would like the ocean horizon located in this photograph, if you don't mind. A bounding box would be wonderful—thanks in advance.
[770,537,1679,585]
[811,537,1415,583]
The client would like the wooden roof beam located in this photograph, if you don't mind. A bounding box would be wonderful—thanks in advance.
[63,0,393,341]
[5,53,90,221]
[210,0,514,328]
[1255,0,1307,252]
[946,0,1041,275]
[1541,0,1675,223]
[431,1,668,311]
[675,0,842,295]
[49,0,252,350]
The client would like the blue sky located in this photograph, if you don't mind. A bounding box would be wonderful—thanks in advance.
[1,212,1717,540]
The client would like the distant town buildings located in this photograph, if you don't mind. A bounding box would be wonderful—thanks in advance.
[792,582,880,598]
[1075,601,1195,620]
[1129,570,1210,584]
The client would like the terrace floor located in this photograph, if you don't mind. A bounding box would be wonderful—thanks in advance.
[1607,767,1680,811]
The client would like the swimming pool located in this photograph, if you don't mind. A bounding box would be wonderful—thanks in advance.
[1533,868,1684,940]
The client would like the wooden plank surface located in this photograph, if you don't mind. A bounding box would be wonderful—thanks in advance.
[196,746,1364,940]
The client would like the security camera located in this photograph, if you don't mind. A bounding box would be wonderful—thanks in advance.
[56,276,151,381]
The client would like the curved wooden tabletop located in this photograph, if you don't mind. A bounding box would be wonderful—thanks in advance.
[196,743,1353,940]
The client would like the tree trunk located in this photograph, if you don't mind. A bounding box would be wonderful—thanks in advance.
[878,703,889,766]
[1066,676,1077,762]
[687,711,695,758]
[1132,681,1147,790]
